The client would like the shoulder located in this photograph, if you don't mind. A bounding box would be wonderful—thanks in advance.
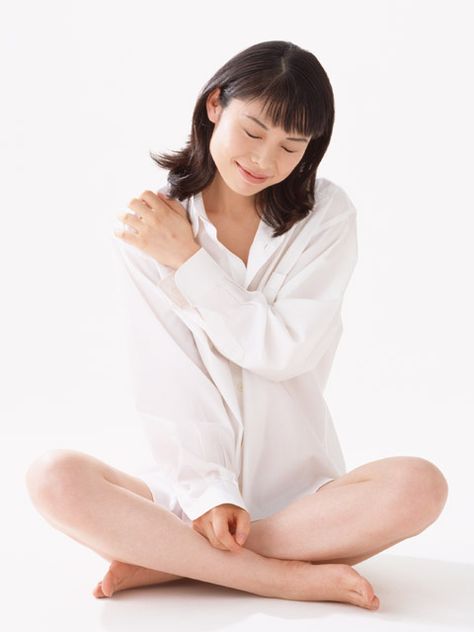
[288,177,358,252]
[157,181,172,197]
[311,177,358,228]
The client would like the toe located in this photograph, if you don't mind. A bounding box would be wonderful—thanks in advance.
[92,581,106,599]
[352,575,375,603]
[349,589,374,610]
[101,575,115,597]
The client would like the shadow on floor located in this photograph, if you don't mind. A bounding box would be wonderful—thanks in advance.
[97,554,473,631]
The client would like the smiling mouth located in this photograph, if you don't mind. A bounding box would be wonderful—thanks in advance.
[236,162,270,180]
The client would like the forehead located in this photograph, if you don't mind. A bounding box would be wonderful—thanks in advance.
[233,97,272,120]
[231,97,309,141]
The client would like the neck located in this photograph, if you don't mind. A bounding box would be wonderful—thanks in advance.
[202,172,258,221]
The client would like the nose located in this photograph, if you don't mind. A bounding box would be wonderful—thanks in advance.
[250,153,274,175]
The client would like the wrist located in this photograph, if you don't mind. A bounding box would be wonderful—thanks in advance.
[175,243,201,269]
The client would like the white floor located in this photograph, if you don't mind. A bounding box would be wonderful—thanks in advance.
[5,432,473,631]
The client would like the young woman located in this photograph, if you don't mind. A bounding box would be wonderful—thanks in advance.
[25,40,448,611]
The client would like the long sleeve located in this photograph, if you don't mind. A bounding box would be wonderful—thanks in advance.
[156,189,358,382]
[112,235,248,521]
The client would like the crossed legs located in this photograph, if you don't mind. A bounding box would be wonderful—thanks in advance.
[25,450,448,606]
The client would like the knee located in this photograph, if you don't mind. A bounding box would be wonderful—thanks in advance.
[25,449,90,514]
[390,456,449,533]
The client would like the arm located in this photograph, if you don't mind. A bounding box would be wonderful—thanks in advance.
[155,189,358,382]
[113,235,247,521]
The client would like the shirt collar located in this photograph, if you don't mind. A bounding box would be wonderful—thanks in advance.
[188,190,286,250]
[187,191,209,238]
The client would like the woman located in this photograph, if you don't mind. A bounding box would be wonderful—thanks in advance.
[25,40,448,610]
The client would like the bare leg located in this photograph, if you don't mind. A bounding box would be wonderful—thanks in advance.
[26,465,184,595]
[93,454,448,597]
[97,454,448,567]
[246,455,449,564]
[25,449,380,609]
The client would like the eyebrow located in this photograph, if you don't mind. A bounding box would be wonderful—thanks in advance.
[243,114,309,142]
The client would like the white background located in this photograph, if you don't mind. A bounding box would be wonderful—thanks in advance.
[1,0,473,630]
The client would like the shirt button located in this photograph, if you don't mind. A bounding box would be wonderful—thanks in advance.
[237,381,243,392]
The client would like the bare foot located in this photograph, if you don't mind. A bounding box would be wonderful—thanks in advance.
[92,561,182,598]
[92,559,380,610]
[279,560,380,610]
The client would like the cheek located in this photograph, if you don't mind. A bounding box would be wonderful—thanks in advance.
[276,158,300,181]
[285,154,303,172]
[214,129,242,158]
[210,134,232,166]
[229,131,248,155]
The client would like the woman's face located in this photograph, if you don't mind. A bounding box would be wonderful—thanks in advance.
[206,90,310,196]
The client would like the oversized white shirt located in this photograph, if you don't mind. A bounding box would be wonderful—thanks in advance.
[112,176,358,522]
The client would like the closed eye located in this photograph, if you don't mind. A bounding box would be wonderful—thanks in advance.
[244,130,296,153]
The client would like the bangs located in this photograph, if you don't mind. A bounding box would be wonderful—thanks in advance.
[245,81,326,140]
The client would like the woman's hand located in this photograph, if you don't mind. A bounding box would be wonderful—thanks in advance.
[114,190,201,269]
[191,504,251,552]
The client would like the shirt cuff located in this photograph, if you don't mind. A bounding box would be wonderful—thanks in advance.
[157,247,231,309]
[175,477,248,522]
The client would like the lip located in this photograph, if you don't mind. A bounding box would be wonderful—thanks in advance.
[236,161,270,183]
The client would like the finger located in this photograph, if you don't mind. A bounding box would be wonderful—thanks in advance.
[157,191,171,201]
[213,514,241,552]
[158,193,188,218]
[139,190,173,216]
[140,197,154,209]
[113,224,138,243]
[139,190,161,208]
[191,521,210,540]
[205,525,228,551]
[117,211,143,231]
[193,519,227,550]
[191,524,211,544]
[234,512,251,546]
[191,521,203,535]
[128,198,154,218]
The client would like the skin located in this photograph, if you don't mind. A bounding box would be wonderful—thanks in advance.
[200,87,311,221]
[25,451,448,610]
[25,90,449,609]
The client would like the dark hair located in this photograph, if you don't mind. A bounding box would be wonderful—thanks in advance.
[150,40,335,237]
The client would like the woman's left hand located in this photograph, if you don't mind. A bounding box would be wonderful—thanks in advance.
[192,504,250,552]
[114,190,201,269]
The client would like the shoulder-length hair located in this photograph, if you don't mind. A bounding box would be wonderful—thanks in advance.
[150,40,335,237]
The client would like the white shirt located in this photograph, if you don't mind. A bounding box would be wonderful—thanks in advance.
[112,176,358,522]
